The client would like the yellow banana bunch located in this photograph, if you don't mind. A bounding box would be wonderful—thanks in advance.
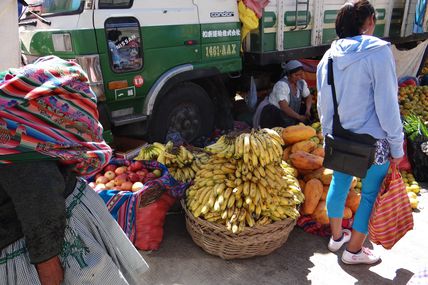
[203,136,226,153]
[261,128,285,145]
[135,142,166,161]
[190,151,210,173]
[205,134,237,158]
[159,142,195,166]
[169,166,195,183]
[280,160,299,177]
[233,129,284,166]
[156,142,210,183]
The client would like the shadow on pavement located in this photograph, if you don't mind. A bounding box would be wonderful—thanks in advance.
[337,255,414,284]
[140,213,316,285]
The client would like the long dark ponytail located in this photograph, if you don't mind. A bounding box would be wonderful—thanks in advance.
[335,0,376,39]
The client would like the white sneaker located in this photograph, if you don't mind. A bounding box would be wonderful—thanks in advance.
[341,247,381,265]
[328,229,352,252]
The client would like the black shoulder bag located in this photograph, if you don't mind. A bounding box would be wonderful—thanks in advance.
[322,58,377,178]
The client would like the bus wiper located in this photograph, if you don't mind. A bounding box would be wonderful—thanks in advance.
[19,20,38,27]
[25,10,52,25]
[18,1,51,26]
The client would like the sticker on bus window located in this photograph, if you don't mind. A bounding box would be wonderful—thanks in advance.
[105,18,143,73]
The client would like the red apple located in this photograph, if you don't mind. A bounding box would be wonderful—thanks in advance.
[131,182,144,192]
[115,166,128,175]
[128,172,140,183]
[130,161,144,172]
[96,176,110,185]
[152,169,162,178]
[114,173,128,186]
[104,164,117,172]
[136,170,147,179]
[105,181,116,189]
[121,181,133,191]
[95,173,103,180]
[104,170,116,181]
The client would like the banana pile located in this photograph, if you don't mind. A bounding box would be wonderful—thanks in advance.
[136,141,208,183]
[155,142,194,183]
[157,142,193,166]
[167,151,211,183]
[204,134,236,158]
[186,129,304,234]
[190,150,210,173]
[204,129,284,168]
[135,142,166,160]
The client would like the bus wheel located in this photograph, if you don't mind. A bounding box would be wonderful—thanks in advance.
[149,82,214,143]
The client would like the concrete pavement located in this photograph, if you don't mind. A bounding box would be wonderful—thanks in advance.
[138,188,427,285]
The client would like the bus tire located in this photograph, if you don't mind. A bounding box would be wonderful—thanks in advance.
[149,82,215,143]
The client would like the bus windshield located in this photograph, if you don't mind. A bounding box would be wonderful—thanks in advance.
[26,0,83,16]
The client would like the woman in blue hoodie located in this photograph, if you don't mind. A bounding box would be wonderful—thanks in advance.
[316,0,404,265]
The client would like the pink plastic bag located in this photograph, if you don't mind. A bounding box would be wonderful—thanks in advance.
[243,0,270,18]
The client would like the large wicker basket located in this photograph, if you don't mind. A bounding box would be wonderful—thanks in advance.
[181,200,296,260]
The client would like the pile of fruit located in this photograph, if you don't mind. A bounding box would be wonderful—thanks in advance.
[89,161,161,191]
[353,177,362,193]
[185,129,304,234]
[398,85,428,122]
[157,143,210,183]
[136,142,209,183]
[280,124,361,224]
[401,170,421,210]
[135,142,166,160]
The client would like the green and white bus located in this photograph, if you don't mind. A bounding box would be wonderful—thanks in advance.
[19,0,427,142]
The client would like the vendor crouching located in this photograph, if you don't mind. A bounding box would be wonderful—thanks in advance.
[254,60,313,128]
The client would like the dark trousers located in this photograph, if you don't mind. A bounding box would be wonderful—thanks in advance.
[259,104,298,128]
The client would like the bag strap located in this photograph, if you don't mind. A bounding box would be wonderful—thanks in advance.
[389,164,401,180]
[327,57,343,133]
[380,164,401,195]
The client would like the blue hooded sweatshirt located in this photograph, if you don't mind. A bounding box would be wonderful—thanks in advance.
[316,35,404,158]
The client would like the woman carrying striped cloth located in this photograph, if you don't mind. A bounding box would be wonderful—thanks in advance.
[0,56,148,285]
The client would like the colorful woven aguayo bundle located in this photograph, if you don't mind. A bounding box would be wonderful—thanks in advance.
[0,56,111,176]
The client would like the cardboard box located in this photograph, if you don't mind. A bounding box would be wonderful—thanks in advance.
[112,136,148,160]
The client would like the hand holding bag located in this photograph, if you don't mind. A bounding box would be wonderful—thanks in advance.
[368,165,414,249]
[322,58,377,178]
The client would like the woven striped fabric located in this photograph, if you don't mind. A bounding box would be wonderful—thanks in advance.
[96,159,188,242]
[0,179,148,285]
[368,166,414,249]
[0,56,111,176]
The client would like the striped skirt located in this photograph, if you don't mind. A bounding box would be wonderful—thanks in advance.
[0,178,148,285]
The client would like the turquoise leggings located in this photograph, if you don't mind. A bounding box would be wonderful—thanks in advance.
[326,162,390,234]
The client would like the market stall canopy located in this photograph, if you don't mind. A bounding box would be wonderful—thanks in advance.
[392,40,428,78]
